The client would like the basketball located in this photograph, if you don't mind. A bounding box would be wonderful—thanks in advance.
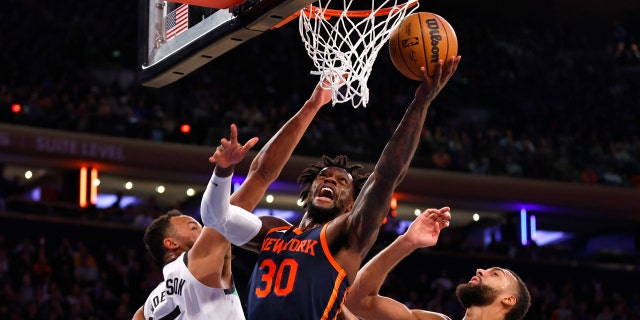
[388,12,458,81]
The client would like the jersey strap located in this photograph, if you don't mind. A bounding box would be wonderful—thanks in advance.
[152,305,181,320]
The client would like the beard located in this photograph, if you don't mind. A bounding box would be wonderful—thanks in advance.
[456,283,500,308]
[307,201,342,224]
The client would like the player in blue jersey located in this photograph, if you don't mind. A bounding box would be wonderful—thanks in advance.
[206,56,462,320]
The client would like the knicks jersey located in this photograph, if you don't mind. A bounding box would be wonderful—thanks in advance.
[143,251,245,320]
[247,224,349,320]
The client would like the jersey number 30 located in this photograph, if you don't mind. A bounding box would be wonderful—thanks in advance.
[255,258,298,297]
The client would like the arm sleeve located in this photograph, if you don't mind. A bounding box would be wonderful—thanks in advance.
[201,172,261,246]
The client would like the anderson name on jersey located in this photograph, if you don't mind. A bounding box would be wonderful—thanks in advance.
[143,251,245,320]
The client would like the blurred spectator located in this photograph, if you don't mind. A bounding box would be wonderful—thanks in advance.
[0,163,19,212]
[73,242,98,284]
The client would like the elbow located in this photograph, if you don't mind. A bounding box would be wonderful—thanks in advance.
[247,162,279,185]
[344,295,371,319]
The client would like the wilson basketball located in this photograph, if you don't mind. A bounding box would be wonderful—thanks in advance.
[389,12,458,81]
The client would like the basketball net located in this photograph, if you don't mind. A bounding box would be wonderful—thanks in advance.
[298,0,419,108]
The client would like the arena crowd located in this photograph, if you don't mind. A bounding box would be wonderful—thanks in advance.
[1,0,639,319]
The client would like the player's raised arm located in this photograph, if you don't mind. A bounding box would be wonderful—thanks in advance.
[200,123,262,246]
[191,125,258,284]
[338,57,461,266]
[231,77,336,211]
[229,78,340,252]
[346,208,452,320]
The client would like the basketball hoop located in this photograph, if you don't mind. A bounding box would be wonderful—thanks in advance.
[294,0,419,108]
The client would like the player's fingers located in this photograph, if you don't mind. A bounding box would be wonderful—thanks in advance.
[442,56,458,80]
[243,137,259,151]
[424,208,439,216]
[229,123,238,142]
[433,210,451,223]
[447,56,461,80]
[434,209,450,219]
[419,66,427,81]
[434,59,444,80]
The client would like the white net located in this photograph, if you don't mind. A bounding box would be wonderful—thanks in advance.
[298,0,419,108]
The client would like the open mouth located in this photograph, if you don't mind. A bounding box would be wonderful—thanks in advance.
[316,186,335,201]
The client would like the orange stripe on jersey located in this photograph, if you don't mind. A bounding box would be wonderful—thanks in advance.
[320,224,344,273]
[320,269,347,320]
[265,225,301,236]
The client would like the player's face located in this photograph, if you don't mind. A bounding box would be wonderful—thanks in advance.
[307,167,355,222]
[169,215,203,249]
[456,267,517,308]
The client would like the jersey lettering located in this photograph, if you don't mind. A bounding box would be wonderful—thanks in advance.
[166,278,186,295]
[261,238,318,255]
[150,290,167,313]
[149,277,186,312]
[254,258,298,298]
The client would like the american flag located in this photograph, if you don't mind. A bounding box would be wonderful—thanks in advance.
[165,4,189,40]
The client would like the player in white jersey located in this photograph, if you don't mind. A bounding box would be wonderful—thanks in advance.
[143,249,245,319]
[133,79,339,320]
[140,127,258,320]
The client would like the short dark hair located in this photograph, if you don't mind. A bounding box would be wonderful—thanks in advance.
[296,155,369,209]
[504,269,531,320]
[143,210,182,266]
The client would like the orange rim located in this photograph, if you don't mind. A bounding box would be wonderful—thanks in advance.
[303,0,418,19]
[271,0,418,29]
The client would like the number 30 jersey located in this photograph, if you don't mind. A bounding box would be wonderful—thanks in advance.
[247,224,349,320]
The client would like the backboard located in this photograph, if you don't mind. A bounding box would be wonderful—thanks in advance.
[137,0,315,88]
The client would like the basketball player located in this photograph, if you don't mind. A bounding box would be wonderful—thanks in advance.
[206,56,462,320]
[133,78,343,320]
[345,207,531,320]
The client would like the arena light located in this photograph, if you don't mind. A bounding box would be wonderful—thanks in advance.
[79,167,88,208]
[389,197,397,217]
[11,103,21,113]
[530,215,537,242]
[520,208,528,246]
[90,168,98,205]
[180,124,191,134]
[389,197,397,210]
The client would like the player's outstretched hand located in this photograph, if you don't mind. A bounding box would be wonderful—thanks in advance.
[415,56,461,103]
[209,124,259,168]
[403,206,451,249]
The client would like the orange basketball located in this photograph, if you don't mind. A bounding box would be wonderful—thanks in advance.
[389,12,458,81]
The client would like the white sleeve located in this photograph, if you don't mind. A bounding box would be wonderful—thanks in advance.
[218,205,262,246]
[200,172,261,246]
[201,172,232,227]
